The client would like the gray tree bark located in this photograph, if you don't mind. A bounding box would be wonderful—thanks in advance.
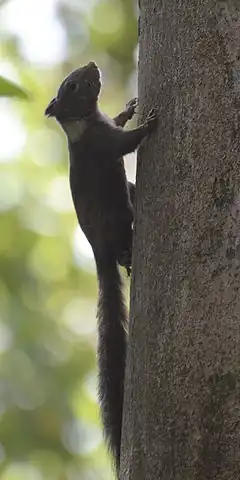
[120,1,240,479]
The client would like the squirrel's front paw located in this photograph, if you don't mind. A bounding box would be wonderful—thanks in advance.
[145,107,158,133]
[126,97,138,119]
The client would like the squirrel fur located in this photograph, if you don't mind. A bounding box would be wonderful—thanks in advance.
[45,61,157,476]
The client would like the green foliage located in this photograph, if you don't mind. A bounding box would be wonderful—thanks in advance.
[0,76,28,99]
[0,0,137,478]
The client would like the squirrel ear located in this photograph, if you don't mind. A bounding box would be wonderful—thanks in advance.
[45,97,57,117]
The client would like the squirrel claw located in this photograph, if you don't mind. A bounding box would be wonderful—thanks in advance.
[127,97,138,109]
[126,97,138,118]
[145,107,158,132]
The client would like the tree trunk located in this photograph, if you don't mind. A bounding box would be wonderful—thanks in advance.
[120,1,240,479]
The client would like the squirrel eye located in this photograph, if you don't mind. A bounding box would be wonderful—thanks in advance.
[67,82,78,92]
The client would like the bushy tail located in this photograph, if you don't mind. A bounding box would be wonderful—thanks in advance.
[96,255,127,474]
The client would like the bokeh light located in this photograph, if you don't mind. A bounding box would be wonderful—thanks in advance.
[0,0,137,478]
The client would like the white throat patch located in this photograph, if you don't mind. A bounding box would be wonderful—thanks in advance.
[61,119,87,143]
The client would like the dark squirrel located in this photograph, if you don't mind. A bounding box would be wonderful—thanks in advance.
[45,61,157,476]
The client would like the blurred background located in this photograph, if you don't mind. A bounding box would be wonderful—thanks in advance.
[0,0,138,478]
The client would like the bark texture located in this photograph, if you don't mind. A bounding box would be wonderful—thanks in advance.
[121,1,240,479]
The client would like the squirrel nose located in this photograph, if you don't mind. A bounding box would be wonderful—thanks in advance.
[87,61,98,70]
[45,97,57,117]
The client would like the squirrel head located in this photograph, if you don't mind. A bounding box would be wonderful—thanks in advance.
[45,62,101,121]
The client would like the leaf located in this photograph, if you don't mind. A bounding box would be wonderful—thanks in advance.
[0,75,29,99]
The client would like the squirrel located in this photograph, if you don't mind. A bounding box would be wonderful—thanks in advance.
[45,61,157,476]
